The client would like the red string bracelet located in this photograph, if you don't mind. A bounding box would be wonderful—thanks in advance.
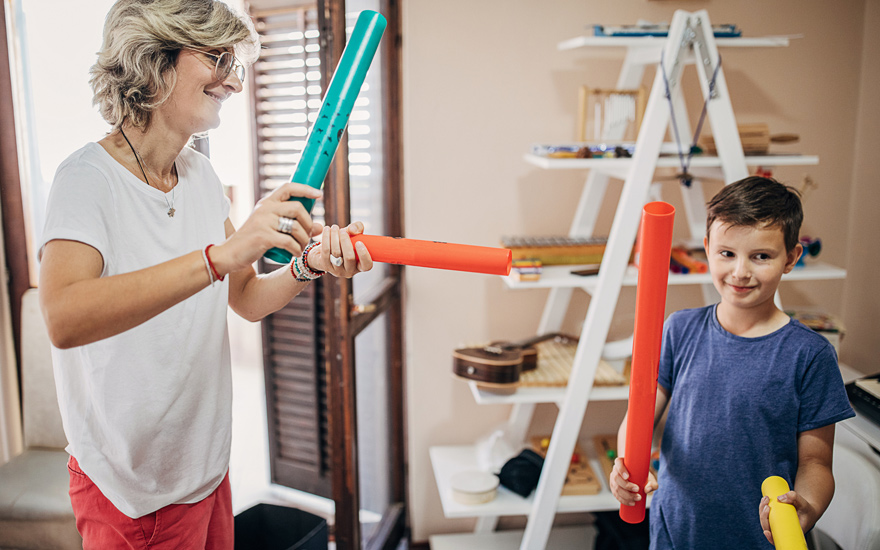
[204,244,225,282]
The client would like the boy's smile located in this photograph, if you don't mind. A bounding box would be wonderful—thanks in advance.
[704,220,802,332]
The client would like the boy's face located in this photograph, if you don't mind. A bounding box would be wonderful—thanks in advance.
[703,221,802,315]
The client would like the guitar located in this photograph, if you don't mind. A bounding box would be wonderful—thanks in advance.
[452,333,567,385]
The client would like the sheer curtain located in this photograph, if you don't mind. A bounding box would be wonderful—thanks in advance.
[0,0,23,468]
[0,204,22,466]
[0,0,115,465]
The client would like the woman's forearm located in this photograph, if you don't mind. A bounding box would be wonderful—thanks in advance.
[227,263,312,322]
[41,247,212,349]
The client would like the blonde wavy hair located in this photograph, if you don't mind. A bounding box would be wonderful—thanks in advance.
[90,0,260,130]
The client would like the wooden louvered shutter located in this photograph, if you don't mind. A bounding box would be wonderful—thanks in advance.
[249,5,333,498]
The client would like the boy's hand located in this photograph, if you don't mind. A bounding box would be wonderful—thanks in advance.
[759,490,812,545]
[610,457,658,506]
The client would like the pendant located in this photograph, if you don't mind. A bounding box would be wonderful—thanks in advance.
[168,207,176,217]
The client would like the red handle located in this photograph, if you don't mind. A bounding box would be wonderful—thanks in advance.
[350,234,512,276]
[620,202,675,524]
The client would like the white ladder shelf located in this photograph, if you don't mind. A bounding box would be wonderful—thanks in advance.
[521,11,750,548]
[429,10,836,548]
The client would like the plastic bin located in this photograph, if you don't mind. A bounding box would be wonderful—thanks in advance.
[234,503,328,550]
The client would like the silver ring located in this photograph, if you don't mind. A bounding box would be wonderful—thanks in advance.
[329,254,344,267]
[277,216,295,234]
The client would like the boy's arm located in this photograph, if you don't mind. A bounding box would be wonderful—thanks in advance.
[617,384,670,456]
[791,424,836,531]
[611,385,670,505]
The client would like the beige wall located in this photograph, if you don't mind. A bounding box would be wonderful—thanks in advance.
[843,0,880,372]
[401,0,876,542]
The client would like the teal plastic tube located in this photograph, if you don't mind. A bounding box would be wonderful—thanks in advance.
[264,10,387,263]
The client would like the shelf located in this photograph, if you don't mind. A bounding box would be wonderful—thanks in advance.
[468,381,629,405]
[503,262,846,291]
[524,152,819,172]
[558,35,794,51]
[430,525,595,550]
[430,445,627,518]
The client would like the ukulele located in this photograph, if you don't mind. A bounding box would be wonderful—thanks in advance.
[452,333,566,385]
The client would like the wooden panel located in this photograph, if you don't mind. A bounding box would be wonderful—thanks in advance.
[259,263,332,497]
[246,1,333,497]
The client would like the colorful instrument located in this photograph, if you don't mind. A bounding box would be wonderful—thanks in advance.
[670,246,708,273]
[501,235,607,266]
[265,10,387,263]
[761,476,807,550]
[620,202,675,524]
[452,334,563,387]
[350,234,512,276]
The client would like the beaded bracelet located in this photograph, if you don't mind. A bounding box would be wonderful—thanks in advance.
[205,244,225,282]
[291,241,324,282]
[301,241,324,278]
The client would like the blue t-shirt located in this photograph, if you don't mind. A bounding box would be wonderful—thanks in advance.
[650,305,854,549]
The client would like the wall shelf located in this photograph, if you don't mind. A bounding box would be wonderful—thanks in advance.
[524,152,819,171]
[503,262,845,291]
[468,380,629,406]
[429,445,629,518]
[558,35,794,51]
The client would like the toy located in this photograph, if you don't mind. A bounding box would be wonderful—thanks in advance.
[264,10,386,263]
[621,202,675,524]
[670,246,708,273]
[349,234,512,276]
[795,237,821,267]
[761,476,807,550]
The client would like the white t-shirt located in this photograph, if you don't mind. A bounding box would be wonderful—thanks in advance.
[41,142,232,518]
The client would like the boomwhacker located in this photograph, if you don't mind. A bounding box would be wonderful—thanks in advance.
[263,10,510,276]
[620,201,675,524]
[761,476,808,550]
[349,234,511,276]
[264,10,386,264]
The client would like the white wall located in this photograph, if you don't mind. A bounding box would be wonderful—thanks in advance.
[401,0,876,541]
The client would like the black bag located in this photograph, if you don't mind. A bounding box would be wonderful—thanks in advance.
[593,510,650,550]
[497,449,544,497]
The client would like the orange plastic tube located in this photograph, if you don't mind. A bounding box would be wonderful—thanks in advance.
[349,234,512,276]
[670,247,708,274]
[621,201,675,524]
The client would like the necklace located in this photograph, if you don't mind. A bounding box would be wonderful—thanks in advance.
[119,127,177,217]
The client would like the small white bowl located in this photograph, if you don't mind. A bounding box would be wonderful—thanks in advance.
[450,470,500,505]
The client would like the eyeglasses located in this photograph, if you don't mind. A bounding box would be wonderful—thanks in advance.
[188,48,245,83]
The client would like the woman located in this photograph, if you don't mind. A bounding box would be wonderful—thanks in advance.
[38,0,372,547]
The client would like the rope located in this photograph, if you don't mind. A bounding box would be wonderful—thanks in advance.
[660,51,723,187]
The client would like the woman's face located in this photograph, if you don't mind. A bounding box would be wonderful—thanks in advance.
[161,48,243,134]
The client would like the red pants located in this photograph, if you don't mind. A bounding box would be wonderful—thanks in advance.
[68,456,233,549]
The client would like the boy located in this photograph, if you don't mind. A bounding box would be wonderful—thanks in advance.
[610,177,854,548]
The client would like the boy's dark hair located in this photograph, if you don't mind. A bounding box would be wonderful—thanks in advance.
[706,176,803,252]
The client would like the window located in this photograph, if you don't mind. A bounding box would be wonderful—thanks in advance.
[249,1,405,547]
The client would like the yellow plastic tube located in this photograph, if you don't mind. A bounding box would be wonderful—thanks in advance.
[761,476,807,550]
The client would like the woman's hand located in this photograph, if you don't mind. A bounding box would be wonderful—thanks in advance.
[759,491,813,546]
[610,457,658,506]
[306,221,373,278]
[211,182,323,276]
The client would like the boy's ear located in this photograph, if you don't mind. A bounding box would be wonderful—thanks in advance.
[703,235,709,252]
[783,243,803,274]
